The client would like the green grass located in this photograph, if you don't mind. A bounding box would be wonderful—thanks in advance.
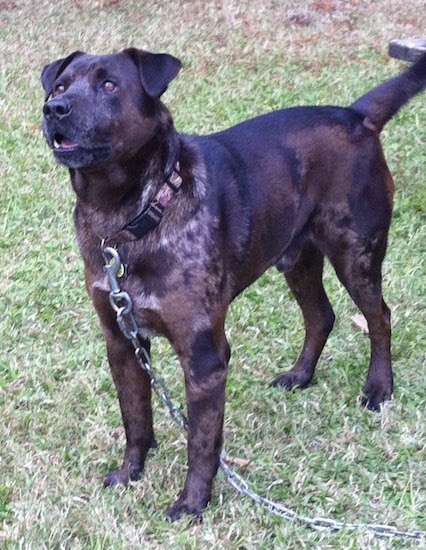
[1,0,426,547]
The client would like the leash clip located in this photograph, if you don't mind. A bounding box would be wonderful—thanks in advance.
[102,245,124,294]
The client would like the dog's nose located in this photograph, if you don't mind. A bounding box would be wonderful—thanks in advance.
[43,98,72,120]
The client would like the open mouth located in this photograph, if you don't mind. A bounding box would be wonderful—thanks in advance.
[53,133,78,151]
[46,129,112,168]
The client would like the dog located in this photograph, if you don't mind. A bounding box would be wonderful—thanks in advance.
[41,48,426,520]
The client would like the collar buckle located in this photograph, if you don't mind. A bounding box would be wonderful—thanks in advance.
[104,162,182,246]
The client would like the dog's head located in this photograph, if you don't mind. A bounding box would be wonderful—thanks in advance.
[41,49,182,169]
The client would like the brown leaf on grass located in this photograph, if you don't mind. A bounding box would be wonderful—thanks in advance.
[222,455,251,468]
[351,314,369,334]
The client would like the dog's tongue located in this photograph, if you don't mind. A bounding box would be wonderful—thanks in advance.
[54,135,77,149]
[61,138,77,149]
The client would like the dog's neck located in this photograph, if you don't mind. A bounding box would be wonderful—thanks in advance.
[70,126,180,214]
[70,159,149,211]
[71,125,184,253]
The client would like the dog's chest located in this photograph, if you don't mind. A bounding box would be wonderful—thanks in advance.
[89,210,226,338]
[90,265,167,339]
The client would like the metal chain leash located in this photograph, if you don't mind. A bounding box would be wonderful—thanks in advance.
[102,244,426,540]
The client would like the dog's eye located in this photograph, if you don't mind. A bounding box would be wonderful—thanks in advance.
[103,81,117,93]
[54,83,65,95]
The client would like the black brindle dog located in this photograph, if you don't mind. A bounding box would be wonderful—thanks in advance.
[41,49,426,520]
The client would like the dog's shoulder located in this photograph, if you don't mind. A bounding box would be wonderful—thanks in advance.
[181,134,254,262]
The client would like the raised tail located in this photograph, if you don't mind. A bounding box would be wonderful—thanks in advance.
[350,53,426,132]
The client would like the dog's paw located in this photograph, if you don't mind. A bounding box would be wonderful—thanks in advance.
[165,498,206,523]
[103,466,141,488]
[271,370,312,391]
[361,384,392,412]
[103,437,157,488]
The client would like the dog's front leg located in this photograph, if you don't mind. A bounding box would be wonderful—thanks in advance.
[91,287,155,487]
[103,331,155,487]
[166,329,230,521]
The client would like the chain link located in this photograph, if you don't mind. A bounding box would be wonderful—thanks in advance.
[101,244,426,541]
[135,346,189,431]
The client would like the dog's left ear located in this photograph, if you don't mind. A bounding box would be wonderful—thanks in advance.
[41,51,85,100]
[124,48,182,99]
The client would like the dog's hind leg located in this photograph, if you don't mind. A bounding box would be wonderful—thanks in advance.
[272,242,335,391]
[328,240,392,411]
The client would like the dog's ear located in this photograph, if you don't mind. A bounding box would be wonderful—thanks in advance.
[124,48,182,99]
[41,51,86,100]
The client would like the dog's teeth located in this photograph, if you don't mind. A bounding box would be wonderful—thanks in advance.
[53,139,60,149]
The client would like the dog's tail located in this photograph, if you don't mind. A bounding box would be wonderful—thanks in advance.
[350,53,426,132]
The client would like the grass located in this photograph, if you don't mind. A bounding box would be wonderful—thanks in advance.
[1,0,426,547]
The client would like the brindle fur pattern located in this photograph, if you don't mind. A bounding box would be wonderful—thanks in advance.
[41,49,426,520]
